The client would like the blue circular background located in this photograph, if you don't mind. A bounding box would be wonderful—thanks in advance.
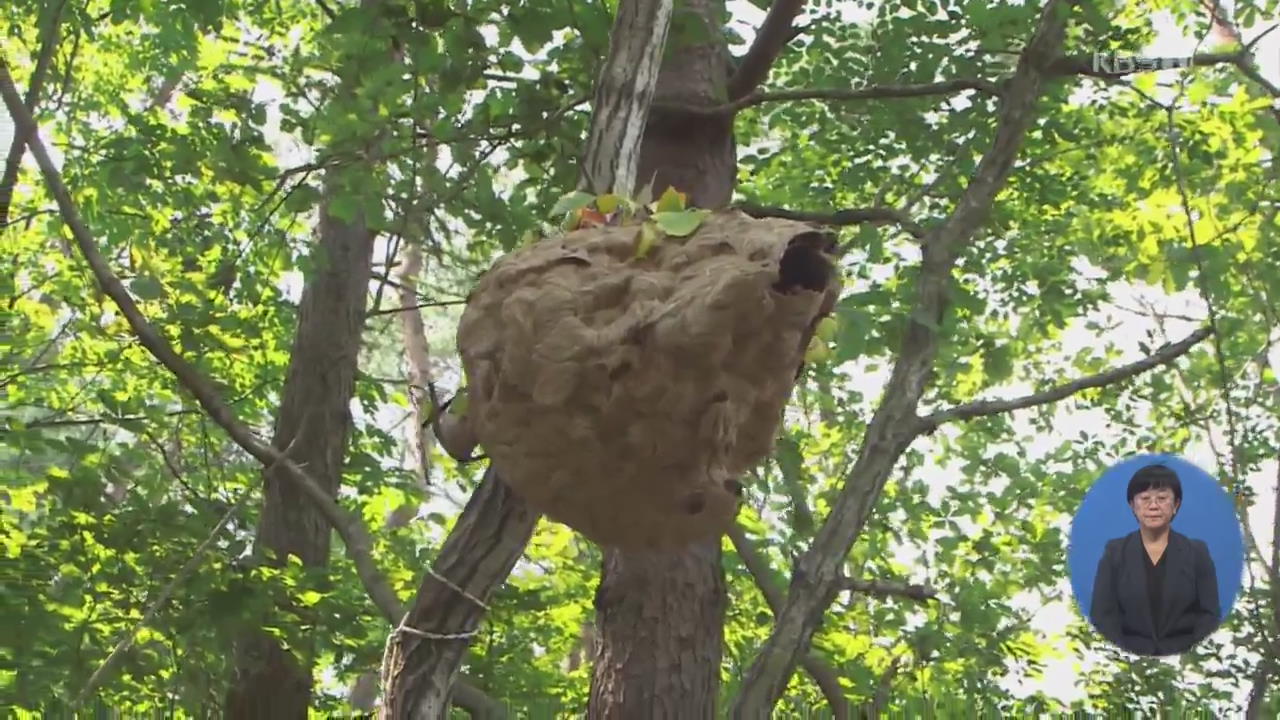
[1068,453,1244,622]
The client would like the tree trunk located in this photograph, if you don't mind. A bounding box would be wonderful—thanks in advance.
[378,466,537,718]
[1248,457,1280,719]
[378,1,675,715]
[586,1,738,717]
[399,243,435,491]
[226,3,384,713]
[588,542,727,718]
[226,190,376,718]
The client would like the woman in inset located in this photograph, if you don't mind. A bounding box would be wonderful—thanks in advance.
[1088,464,1221,655]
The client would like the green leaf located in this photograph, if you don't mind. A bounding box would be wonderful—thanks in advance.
[283,184,322,213]
[814,317,838,342]
[449,389,469,416]
[774,437,814,534]
[551,191,594,216]
[594,193,621,214]
[834,307,871,362]
[130,276,165,300]
[985,344,1014,383]
[327,193,361,223]
[803,335,831,363]
[651,209,709,237]
[653,186,687,213]
[633,221,662,259]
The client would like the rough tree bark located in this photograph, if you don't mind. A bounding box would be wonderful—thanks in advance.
[589,541,726,718]
[225,2,383,714]
[377,1,674,716]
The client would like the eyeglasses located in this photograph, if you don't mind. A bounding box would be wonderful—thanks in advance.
[1134,494,1175,507]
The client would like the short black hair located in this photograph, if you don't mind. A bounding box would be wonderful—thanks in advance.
[1126,464,1183,504]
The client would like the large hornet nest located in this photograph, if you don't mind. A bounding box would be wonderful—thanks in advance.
[454,199,841,550]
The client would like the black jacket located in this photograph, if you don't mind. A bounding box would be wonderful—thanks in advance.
[1089,529,1220,656]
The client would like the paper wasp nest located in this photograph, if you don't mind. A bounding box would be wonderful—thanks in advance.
[456,210,840,550]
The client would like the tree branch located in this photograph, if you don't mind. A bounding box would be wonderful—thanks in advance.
[704,46,1266,119]
[366,298,467,317]
[315,0,338,21]
[737,202,925,239]
[0,0,68,228]
[863,651,906,719]
[1247,23,1279,52]
[578,0,674,197]
[727,525,849,720]
[1196,2,1280,122]
[729,1,1072,714]
[916,326,1213,431]
[686,78,1001,117]
[843,578,938,602]
[450,679,510,719]
[397,243,437,491]
[727,0,806,101]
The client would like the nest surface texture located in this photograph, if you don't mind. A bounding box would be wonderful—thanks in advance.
[456,209,839,550]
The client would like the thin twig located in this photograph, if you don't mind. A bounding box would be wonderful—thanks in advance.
[727,0,806,100]
[366,298,467,317]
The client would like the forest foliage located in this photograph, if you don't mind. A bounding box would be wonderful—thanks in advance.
[2,0,1279,715]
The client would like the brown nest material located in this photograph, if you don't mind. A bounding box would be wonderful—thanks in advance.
[456,209,841,550]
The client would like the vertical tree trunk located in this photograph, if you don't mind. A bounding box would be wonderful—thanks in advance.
[1247,458,1280,719]
[399,243,435,489]
[227,188,373,712]
[225,187,377,718]
[587,1,738,717]
[378,1,675,715]
[226,2,384,714]
[589,543,727,718]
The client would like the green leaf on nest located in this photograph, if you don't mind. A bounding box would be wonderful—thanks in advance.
[652,209,710,237]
